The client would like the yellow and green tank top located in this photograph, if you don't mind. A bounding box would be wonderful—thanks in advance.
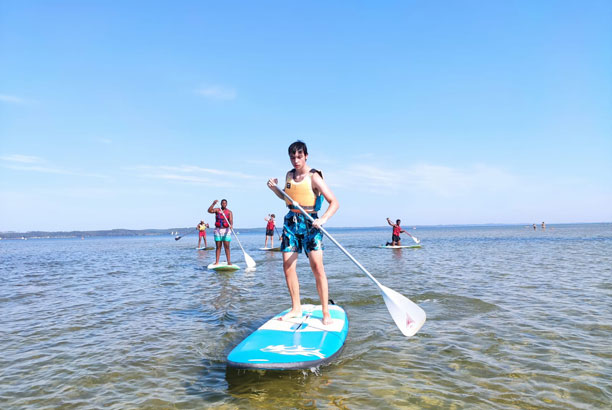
[284,169,324,213]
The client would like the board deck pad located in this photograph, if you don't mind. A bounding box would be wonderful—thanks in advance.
[227,304,349,370]
[378,245,422,249]
[207,262,240,271]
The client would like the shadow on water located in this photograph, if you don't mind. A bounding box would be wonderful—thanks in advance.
[185,358,333,408]
[224,365,335,408]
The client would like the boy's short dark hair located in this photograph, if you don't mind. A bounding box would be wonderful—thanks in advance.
[288,140,308,156]
[396,219,401,224]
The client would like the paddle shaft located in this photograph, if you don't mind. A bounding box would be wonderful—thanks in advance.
[277,188,382,288]
[219,209,241,248]
[274,226,282,241]
[218,206,253,264]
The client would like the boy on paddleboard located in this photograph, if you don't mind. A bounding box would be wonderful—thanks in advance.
[208,199,233,265]
[264,214,276,248]
[386,218,408,246]
[267,140,339,326]
[196,220,210,249]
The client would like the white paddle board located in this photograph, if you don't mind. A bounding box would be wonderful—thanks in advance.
[378,245,422,249]
[207,262,240,271]
[378,245,421,249]
[227,304,349,370]
[196,246,214,250]
[259,247,281,251]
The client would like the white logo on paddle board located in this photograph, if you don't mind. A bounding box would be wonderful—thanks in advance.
[261,344,325,359]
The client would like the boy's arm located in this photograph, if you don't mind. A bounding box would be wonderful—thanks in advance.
[228,210,233,228]
[311,172,339,227]
[386,218,395,227]
[207,200,218,214]
[267,172,291,201]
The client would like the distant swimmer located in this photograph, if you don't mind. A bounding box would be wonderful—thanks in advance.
[196,220,209,249]
[386,218,408,246]
[542,221,546,230]
[267,140,339,326]
[264,214,276,248]
[533,224,537,231]
[208,199,233,265]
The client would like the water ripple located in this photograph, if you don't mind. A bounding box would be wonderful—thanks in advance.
[1,224,611,408]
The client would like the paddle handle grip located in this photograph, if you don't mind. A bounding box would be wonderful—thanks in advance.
[277,187,382,287]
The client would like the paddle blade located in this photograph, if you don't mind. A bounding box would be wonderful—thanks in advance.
[244,253,256,269]
[379,284,426,337]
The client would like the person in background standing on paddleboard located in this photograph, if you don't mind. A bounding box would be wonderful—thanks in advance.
[264,214,276,248]
[208,199,233,265]
[267,140,339,326]
[386,218,408,246]
[196,220,209,249]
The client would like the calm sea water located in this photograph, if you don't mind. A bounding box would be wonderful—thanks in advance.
[1,224,611,409]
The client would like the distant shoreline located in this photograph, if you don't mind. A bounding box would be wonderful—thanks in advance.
[1,222,609,240]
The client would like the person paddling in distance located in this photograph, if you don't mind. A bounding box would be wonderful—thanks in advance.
[264,214,276,248]
[267,140,339,326]
[208,199,233,265]
[196,220,210,249]
[386,217,408,246]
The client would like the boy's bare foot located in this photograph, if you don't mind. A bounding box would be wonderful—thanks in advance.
[279,309,302,321]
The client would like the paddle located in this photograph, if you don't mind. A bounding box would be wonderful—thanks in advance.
[404,232,420,244]
[218,206,256,269]
[274,185,426,337]
[175,232,191,241]
[274,226,282,241]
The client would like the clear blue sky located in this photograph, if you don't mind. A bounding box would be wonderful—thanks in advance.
[1,0,610,231]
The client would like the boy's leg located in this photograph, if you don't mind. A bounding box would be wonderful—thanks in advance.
[214,230,222,263]
[281,252,302,319]
[214,241,221,264]
[223,239,231,265]
[308,250,331,325]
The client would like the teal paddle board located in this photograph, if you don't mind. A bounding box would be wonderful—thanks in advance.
[227,303,348,370]
[207,262,240,271]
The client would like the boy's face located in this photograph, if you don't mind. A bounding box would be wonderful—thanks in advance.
[289,150,307,169]
[221,200,227,209]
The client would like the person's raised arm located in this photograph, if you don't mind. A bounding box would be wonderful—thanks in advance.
[207,200,218,214]
[386,217,395,227]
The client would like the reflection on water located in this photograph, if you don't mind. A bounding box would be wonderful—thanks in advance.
[1,224,611,408]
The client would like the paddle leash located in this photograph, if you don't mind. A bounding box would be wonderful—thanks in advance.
[273,185,426,337]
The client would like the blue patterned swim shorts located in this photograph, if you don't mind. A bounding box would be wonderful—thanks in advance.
[281,211,324,255]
